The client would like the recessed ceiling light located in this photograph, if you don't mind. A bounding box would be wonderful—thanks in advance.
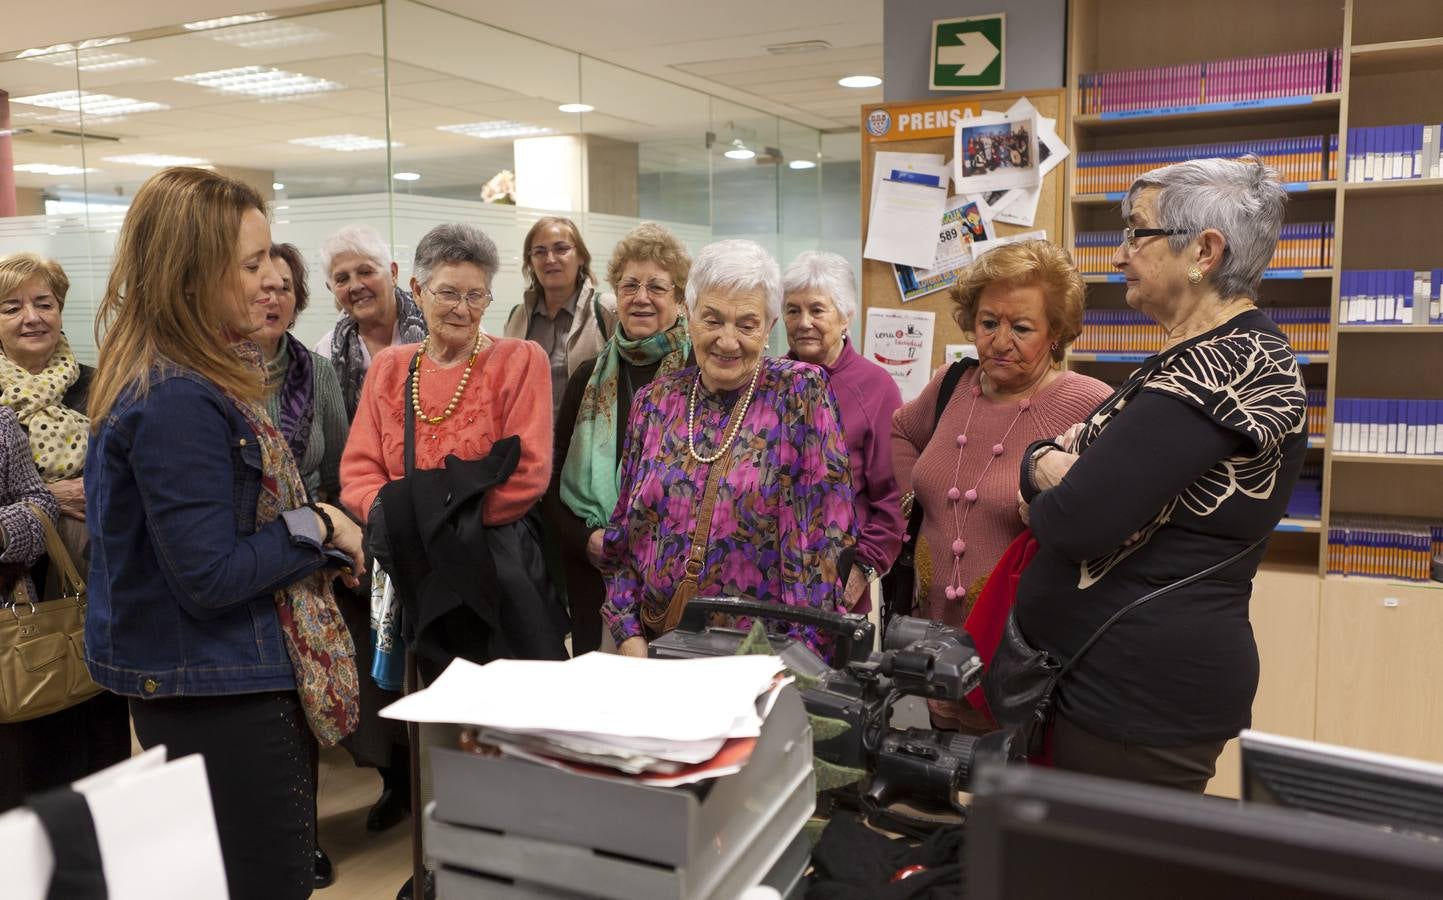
[103,153,209,167]
[558,103,594,114]
[176,66,345,98]
[12,91,168,116]
[13,163,97,176]
[205,22,328,50]
[838,75,882,88]
[724,147,756,161]
[26,49,152,72]
[437,121,556,140]
[288,134,400,152]
[788,159,817,170]
[183,13,275,30]
[272,182,285,191]
[393,172,421,181]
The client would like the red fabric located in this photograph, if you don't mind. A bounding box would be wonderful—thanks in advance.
[961,528,1039,719]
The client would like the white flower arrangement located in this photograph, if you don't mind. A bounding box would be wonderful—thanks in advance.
[481,169,517,205]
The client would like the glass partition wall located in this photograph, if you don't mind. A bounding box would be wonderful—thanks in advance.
[0,1,857,360]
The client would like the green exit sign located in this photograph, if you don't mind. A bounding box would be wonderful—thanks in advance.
[930,13,1005,91]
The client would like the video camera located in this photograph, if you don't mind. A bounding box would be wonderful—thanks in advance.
[650,597,1020,813]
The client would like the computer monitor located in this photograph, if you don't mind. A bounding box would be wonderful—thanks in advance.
[1240,729,1443,841]
[966,763,1443,900]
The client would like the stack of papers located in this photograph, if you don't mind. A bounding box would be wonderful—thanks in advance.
[381,653,791,787]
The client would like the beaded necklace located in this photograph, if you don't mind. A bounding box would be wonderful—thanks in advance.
[939,374,1048,602]
[686,360,763,465]
[411,331,485,426]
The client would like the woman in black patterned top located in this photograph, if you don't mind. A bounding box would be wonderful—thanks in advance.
[1015,157,1307,792]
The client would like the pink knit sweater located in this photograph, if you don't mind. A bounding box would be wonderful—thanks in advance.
[891,367,1113,626]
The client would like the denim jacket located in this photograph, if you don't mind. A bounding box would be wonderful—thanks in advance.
[84,366,328,698]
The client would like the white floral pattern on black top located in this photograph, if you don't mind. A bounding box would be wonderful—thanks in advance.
[1073,325,1307,589]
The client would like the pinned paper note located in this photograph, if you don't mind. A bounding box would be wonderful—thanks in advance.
[894,194,994,302]
[864,307,936,402]
[864,151,952,269]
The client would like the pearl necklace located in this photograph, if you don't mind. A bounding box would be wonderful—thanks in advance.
[940,379,1045,602]
[686,360,763,465]
[411,331,485,426]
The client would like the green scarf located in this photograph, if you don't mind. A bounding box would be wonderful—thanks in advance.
[561,318,690,528]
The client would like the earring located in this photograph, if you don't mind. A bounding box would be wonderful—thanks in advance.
[1188,267,1203,284]
[1051,342,1059,351]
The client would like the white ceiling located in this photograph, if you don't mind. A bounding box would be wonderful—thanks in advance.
[1,0,880,198]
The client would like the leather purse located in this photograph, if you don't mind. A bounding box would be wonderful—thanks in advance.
[641,453,732,640]
[0,505,103,724]
[984,534,1267,756]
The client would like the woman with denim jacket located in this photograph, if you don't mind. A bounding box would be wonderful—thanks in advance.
[84,167,368,900]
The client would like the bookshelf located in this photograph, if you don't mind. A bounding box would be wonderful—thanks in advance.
[1065,0,1443,781]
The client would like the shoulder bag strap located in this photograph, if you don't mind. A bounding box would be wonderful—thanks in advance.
[641,452,733,636]
[1058,533,1268,679]
[27,503,83,598]
[404,350,420,477]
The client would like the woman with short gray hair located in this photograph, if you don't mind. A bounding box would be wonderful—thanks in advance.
[600,239,857,661]
[1013,156,1308,792]
[782,251,903,612]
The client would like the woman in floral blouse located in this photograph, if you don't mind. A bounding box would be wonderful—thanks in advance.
[599,239,855,661]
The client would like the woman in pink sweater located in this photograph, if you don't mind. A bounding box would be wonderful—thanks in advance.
[892,240,1111,729]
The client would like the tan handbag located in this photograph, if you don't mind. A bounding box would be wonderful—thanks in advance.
[640,454,732,639]
[0,506,102,723]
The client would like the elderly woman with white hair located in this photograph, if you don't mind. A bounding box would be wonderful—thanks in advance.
[314,224,427,419]
[783,251,904,611]
[1014,156,1308,792]
[600,239,856,660]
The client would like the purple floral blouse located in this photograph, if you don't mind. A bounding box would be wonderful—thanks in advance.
[599,356,856,659]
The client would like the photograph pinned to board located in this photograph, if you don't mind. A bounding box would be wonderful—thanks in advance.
[895,194,995,302]
[954,108,1040,194]
[986,97,1072,227]
[864,307,936,402]
[863,151,952,269]
[970,228,1048,263]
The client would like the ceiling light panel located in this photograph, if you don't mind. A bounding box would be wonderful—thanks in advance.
[182,13,275,30]
[103,153,209,167]
[437,121,555,140]
[11,91,168,116]
[203,22,329,50]
[288,134,399,152]
[13,163,98,176]
[176,66,345,98]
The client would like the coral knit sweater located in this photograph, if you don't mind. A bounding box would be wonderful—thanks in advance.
[891,366,1112,627]
[340,337,553,526]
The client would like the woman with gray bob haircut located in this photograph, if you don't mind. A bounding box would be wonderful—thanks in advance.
[1011,156,1308,792]
[600,239,857,660]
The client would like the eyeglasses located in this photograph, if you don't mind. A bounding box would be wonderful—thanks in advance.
[425,285,492,309]
[617,279,674,300]
[1121,226,1186,250]
[528,243,575,261]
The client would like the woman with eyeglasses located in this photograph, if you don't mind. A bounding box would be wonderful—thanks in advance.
[545,223,692,655]
[1014,157,1307,791]
[599,239,856,661]
[341,222,565,900]
[504,216,617,418]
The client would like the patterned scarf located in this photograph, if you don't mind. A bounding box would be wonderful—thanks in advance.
[560,317,689,528]
[264,333,316,467]
[229,340,359,747]
[330,286,426,418]
[0,334,89,481]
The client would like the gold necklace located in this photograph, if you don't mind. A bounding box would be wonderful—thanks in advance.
[686,360,763,465]
[411,332,484,426]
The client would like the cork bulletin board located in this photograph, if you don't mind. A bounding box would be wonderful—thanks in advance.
[859,88,1069,372]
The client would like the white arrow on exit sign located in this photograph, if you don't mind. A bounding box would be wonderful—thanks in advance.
[937,32,999,76]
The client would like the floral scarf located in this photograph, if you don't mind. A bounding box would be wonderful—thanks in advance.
[230,340,359,747]
[560,318,689,528]
[330,286,426,418]
[0,334,89,481]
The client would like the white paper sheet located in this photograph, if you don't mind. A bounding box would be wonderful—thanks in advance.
[954,109,1042,194]
[863,307,936,403]
[380,654,785,744]
[970,229,1050,262]
[894,194,995,302]
[987,98,1072,227]
[863,152,952,269]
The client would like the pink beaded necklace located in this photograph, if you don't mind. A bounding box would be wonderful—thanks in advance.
[940,379,1044,603]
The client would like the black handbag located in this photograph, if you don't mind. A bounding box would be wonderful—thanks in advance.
[880,358,977,626]
[984,534,1267,756]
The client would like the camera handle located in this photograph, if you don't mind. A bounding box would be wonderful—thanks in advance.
[676,596,876,668]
